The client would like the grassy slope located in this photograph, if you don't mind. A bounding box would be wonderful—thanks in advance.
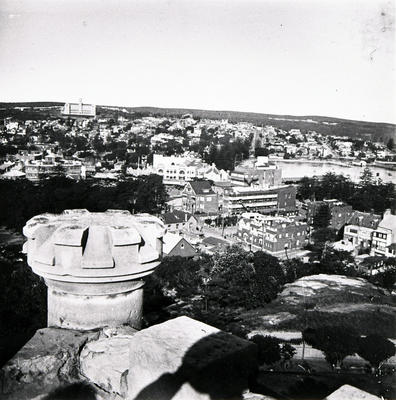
[241,274,396,338]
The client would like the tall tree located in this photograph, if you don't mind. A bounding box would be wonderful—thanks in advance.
[360,167,374,186]
[313,204,331,229]
[250,335,281,366]
[303,326,358,369]
[358,334,395,373]
[387,137,394,151]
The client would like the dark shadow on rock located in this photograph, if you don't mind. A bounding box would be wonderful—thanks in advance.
[42,381,98,400]
[133,331,258,400]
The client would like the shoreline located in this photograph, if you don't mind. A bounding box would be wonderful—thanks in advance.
[273,158,396,171]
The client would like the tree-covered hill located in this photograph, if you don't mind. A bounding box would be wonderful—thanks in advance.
[1,102,394,142]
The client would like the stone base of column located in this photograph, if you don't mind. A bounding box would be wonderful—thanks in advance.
[127,316,258,400]
[46,279,144,330]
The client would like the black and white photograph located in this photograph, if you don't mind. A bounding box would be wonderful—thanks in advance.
[0,0,395,399]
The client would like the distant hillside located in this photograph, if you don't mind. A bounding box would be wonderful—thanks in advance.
[0,102,63,121]
[1,102,395,142]
[0,102,63,108]
[126,106,396,142]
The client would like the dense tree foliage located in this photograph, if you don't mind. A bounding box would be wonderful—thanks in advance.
[357,334,395,373]
[283,258,317,283]
[309,228,337,253]
[0,245,47,366]
[312,204,331,229]
[317,247,356,276]
[144,246,285,334]
[297,171,395,214]
[367,263,396,292]
[249,335,297,367]
[0,175,167,231]
[191,131,251,171]
[250,335,281,365]
[303,326,358,369]
[205,247,285,309]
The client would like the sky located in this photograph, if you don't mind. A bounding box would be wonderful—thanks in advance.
[0,0,395,123]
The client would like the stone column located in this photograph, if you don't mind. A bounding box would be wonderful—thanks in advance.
[23,209,164,330]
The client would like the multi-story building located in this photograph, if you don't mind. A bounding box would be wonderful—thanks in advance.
[343,211,381,253]
[62,100,96,117]
[214,184,296,216]
[230,156,282,188]
[370,210,396,257]
[237,212,308,254]
[182,180,218,215]
[305,199,353,231]
[24,159,83,181]
[152,154,228,185]
[152,154,205,184]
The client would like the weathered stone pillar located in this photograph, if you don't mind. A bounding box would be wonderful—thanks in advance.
[23,209,164,330]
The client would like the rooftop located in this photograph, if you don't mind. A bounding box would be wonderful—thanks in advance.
[189,180,215,195]
[160,209,195,225]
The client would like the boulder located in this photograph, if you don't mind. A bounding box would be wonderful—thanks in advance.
[80,325,137,397]
[127,316,258,400]
[325,384,381,400]
[0,327,100,400]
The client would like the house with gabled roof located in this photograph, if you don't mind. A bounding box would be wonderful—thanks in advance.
[343,210,381,254]
[182,180,219,215]
[370,209,396,257]
[162,232,196,258]
[159,210,199,233]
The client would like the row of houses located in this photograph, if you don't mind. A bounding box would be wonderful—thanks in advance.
[341,209,396,258]
[305,199,354,231]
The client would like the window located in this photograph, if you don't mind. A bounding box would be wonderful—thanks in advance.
[180,243,185,249]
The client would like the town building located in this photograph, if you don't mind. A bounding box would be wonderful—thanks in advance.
[159,210,199,233]
[182,180,219,215]
[162,232,196,258]
[305,199,353,231]
[62,100,96,117]
[24,158,83,181]
[152,154,228,185]
[370,209,396,257]
[237,212,308,254]
[343,211,381,254]
[215,184,296,216]
[202,163,229,182]
[152,154,205,184]
[230,156,282,188]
